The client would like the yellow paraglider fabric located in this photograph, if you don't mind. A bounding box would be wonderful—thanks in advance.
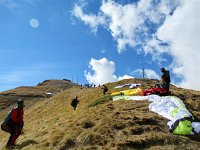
[111,88,142,96]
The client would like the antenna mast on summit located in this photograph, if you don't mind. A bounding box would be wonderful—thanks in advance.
[141,67,148,79]
[76,76,78,84]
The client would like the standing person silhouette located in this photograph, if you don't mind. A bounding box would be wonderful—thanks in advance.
[102,85,108,95]
[71,96,79,110]
[160,67,171,93]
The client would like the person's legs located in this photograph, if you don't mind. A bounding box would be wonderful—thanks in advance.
[7,133,15,146]
[74,104,77,110]
[11,130,21,144]
[6,127,21,146]
[166,83,170,93]
[6,124,15,147]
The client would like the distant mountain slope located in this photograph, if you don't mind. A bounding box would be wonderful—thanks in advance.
[0,79,78,110]
[0,79,200,149]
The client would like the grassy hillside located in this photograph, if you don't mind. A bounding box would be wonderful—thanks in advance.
[0,79,78,110]
[0,79,200,149]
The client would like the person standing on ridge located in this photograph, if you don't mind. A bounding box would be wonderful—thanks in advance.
[71,96,79,110]
[1,99,25,147]
[160,67,171,93]
[102,85,108,95]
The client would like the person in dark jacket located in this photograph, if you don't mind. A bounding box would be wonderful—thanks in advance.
[4,99,25,147]
[71,96,79,110]
[155,78,167,89]
[160,67,171,92]
[102,85,108,95]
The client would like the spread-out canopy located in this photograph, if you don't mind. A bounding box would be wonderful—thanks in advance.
[114,83,141,89]
[113,95,200,135]
[111,88,142,96]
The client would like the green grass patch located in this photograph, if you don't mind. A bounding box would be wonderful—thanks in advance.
[88,95,113,107]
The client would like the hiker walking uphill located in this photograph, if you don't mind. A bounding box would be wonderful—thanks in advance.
[160,67,171,93]
[71,96,79,110]
[1,99,25,147]
[102,85,108,95]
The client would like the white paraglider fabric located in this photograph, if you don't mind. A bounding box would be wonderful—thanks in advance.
[112,95,200,134]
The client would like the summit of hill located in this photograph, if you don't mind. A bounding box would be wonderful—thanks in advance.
[0,78,200,149]
[0,79,78,110]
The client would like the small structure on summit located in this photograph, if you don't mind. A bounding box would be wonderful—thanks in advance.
[46,92,54,98]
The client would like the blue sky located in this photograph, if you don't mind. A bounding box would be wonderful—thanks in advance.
[0,0,199,92]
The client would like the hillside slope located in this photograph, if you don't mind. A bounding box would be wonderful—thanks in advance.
[0,79,200,149]
[0,79,78,110]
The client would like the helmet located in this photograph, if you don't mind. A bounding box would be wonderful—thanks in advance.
[17,99,25,107]
[160,67,165,72]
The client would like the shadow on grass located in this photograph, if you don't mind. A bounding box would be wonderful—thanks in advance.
[185,134,200,143]
[14,140,38,149]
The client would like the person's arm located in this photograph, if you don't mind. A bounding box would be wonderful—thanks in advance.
[19,110,24,134]
[161,73,165,79]
[11,108,18,123]
[20,110,24,126]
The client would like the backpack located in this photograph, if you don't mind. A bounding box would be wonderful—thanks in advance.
[1,110,12,133]
[4,110,12,125]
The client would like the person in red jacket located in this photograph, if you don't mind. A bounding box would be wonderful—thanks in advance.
[142,87,167,96]
[6,99,25,147]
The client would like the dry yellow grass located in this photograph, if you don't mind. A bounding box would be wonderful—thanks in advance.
[0,79,200,149]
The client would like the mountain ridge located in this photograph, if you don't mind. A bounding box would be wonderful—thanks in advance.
[0,79,78,110]
[0,78,200,149]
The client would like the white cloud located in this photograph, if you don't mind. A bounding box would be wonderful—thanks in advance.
[158,0,179,15]
[131,68,159,79]
[84,58,117,85]
[84,58,134,85]
[72,0,176,55]
[100,1,141,53]
[145,69,160,79]
[72,4,106,33]
[74,0,199,90]
[156,0,200,90]
[118,75,134,81]
[30,18,40,28]
[137,0,162,24]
